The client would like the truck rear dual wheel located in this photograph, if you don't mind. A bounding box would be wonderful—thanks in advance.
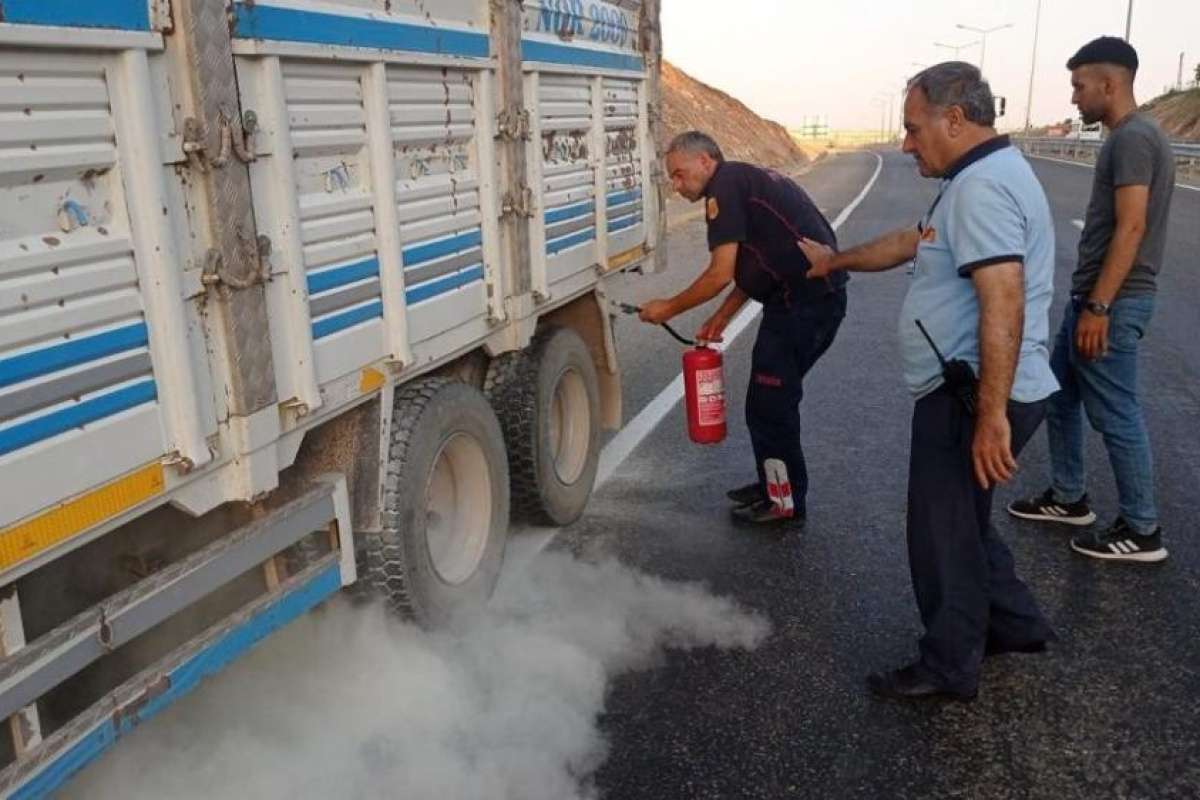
[485,326,601,527]
[365,378,510,628]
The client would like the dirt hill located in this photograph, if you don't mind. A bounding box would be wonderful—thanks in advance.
[661,61,808,170]
[1141,87,1200,141]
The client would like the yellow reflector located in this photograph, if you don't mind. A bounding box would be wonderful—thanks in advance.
[607,243,647,272]
[0,462,165,571]
[360,367,386,394]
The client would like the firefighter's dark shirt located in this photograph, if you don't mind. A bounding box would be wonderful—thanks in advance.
[703,161,846,307]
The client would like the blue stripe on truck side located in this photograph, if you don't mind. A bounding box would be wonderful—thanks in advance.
[521,39,644,72]
[306,257,381,296]
[606,188,642,208]
[11,562,343,800]
[0,1,152,31]
[0,380,158,457]
[404,265,484,306]
[0,323,149,390]
[231,3,490,59]
[402,229,483,268]
[311,300,384,340]
[545,200,595,226]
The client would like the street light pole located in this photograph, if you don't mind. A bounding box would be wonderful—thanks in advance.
[956,22,1014,73]
[1125,0,1134,41]
[1024,0,1043,131]
[902,66,925,139]
[875,92,893,143]
[934,40,980,61]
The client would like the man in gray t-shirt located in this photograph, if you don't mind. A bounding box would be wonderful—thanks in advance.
[1075,112,1176,297]
[1009,37,1174,564]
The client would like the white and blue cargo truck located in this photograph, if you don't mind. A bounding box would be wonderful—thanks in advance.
[0,1,663,794]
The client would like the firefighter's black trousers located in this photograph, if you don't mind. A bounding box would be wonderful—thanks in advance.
[746,290,846,516]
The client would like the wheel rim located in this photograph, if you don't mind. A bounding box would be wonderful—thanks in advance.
[425,432,493,586]
[548,367,591,485]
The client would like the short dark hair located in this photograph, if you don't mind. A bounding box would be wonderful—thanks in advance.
[1067,36,1139,74]
[908,61,996,127]
[666,131,725,162]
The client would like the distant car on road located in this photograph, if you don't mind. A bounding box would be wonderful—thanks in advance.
[1071,119,1104,140]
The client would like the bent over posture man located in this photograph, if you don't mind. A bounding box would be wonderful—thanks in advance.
[640,131,846,531]
[801,63,1058,700]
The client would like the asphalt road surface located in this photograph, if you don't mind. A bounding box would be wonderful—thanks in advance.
[566,149,1200,800]
[65,149,1198,800]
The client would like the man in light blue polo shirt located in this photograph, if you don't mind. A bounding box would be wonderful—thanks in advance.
[800,62,1058,701]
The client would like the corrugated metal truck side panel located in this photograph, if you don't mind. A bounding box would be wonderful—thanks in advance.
[0,1,662,794]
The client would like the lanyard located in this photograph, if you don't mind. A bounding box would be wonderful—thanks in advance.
[917,181,949,234]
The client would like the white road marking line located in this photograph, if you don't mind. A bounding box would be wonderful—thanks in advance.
[594,373,684,487]
[1072,219,1084,230]
[1026,153,1200,193]
[594,152,885,488]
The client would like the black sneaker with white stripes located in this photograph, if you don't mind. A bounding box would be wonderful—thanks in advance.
[1008,488,1097,526]
[1070,518,1168,563]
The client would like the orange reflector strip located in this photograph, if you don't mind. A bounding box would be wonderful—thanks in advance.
[0,462,165,571]
[606,243,647,272]
[360,367,386,394]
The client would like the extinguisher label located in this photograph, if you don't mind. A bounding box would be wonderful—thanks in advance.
[695,367,725,427]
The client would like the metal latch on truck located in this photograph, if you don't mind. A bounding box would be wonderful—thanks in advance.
[495,105,531,141]
[181,111,258,172]
[501,185,536,218]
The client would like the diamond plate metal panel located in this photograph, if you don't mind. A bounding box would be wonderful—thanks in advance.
[176,0,277,415]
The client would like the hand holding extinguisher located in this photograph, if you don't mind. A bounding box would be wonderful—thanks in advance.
[619,303,728,444]
[695,313,731,346]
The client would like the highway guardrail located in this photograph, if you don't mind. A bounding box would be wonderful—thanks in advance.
[1014,136,1200,184]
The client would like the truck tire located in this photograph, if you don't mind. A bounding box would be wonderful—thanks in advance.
[485,326,601,526]
[366,378,510,627]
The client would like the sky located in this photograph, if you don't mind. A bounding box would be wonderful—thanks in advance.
[661,0,1200,133]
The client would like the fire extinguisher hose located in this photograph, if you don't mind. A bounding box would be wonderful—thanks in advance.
[617,303,696,346]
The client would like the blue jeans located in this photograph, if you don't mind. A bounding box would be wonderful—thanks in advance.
[1046,294,1157,534]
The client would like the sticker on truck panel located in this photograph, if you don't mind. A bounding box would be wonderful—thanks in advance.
[535,0,633,46]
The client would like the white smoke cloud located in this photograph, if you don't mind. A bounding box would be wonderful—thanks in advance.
[65,540,770,800]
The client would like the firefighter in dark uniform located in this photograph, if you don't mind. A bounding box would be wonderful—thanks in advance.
[639,131,847,529]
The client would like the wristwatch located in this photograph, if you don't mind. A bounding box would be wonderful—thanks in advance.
[1084,299,1111,317]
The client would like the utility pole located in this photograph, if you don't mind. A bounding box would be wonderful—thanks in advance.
[1025,0,1043,131]
[874,92,890,143]
[1178,52,1185,90]
[1124,0,1133,41]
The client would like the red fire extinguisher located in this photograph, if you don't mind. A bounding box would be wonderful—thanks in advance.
[683,345,727,444]
[618,303,728,444]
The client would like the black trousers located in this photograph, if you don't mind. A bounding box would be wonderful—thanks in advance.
[746,291,846,516]
[907,388,1054,690]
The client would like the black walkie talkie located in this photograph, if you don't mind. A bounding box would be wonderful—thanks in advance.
[915,320,977,416]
